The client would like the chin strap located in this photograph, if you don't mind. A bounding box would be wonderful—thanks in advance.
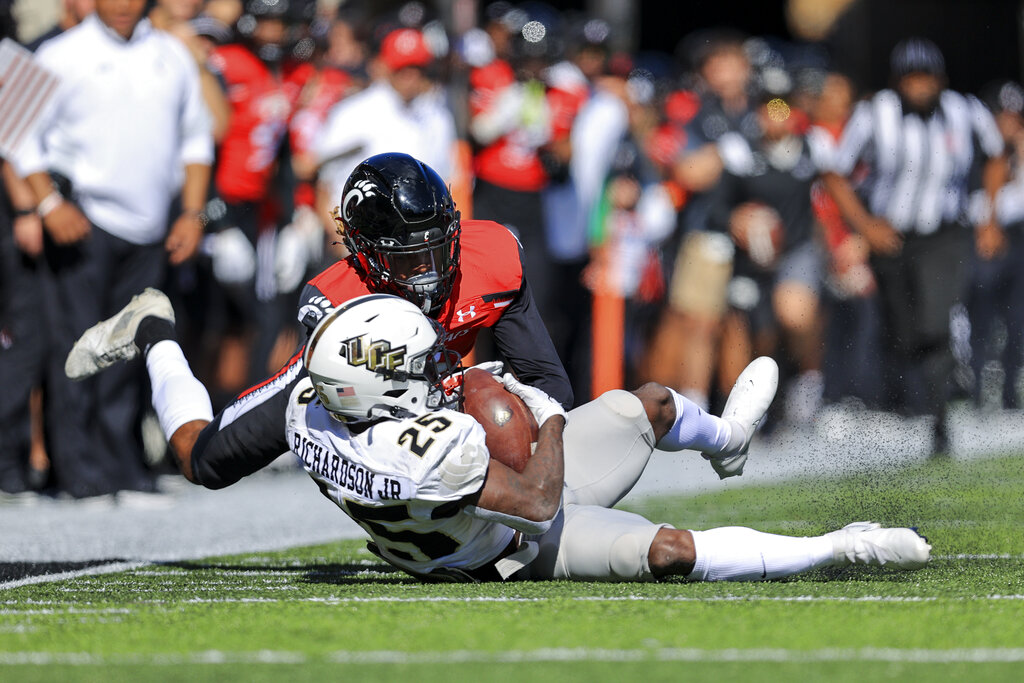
[369,404,420,421]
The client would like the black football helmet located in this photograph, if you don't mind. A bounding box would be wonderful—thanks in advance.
[336,153,461,315]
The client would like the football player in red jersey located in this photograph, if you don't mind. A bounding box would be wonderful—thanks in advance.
[66,153,571,486]
[298,153,571,405]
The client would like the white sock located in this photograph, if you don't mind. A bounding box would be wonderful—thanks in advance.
[687,527,835,581]
[656,387,735,453]
[146,340,214,439]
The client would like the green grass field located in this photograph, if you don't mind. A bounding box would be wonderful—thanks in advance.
[3,454,1024,681]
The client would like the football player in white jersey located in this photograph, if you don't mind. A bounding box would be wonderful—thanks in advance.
[66,289,931,581]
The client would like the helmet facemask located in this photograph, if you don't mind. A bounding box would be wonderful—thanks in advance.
[345,216,461,316]
[373,221,461,315]
[377,317,464,412]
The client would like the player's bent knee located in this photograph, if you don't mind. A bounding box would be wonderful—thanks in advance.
[609,531,652,580]
[599,387,672,444]
[773,284,818,331]
[631,383,675,434]
[647,528,697,579]
[550,506,667,581]
[597,389,647,420]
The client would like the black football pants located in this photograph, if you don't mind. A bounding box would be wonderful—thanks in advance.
[41,225,165,497]
[870,223,970,420]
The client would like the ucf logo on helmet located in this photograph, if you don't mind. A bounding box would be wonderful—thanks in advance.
[339,334,407,373]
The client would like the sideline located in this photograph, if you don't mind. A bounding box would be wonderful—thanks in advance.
[0,562,148,591]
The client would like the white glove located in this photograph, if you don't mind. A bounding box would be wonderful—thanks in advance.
[292,204,325,263]
[275,207,325,293]
[275,224,309,294]
[469,360,504,376]
[707,452,746,479]
[203,227,256,285]
[500,373,566,427]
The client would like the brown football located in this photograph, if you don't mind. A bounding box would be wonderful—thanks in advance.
[462,368,538,473]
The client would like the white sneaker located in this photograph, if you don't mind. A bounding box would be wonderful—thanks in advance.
[825,520,881,539]
[829,521,932,569]
[703,356,779,478]
[65,288,174,381]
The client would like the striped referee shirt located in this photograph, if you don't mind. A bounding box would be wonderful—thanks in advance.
[830,89,1003,235]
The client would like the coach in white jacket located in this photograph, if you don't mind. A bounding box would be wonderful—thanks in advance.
[13,0,213,497]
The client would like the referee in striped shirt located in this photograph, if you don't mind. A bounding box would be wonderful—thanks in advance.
[823,38,1007,456]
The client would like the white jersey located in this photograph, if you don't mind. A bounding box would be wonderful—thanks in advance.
[285,379,514,577]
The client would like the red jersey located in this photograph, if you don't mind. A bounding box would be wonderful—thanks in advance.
[286,65,351,158]
[302,220,522,357]
[544,61,589,143]
[209,45,295,203]
[285,64,352,207]
[469,60,548,192]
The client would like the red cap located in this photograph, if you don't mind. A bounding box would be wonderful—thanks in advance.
[380,29,433,71]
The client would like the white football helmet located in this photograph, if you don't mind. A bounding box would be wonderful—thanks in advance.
[303,293,461,421]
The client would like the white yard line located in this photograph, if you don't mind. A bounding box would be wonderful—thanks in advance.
[3,647,1024,666]
[0,562,148,591]
[4,594,1024,608]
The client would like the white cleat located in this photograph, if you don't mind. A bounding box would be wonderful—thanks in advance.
[703,356,779,478]
[825,520,881,539]
[65,288,174,381]
[829,521,932,570]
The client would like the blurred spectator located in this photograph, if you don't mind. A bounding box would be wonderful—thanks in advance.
[285,7,366,274]
[807,71,885,408]
[481,0,517,63]
[1,157,50,495]
[707,88,831,423]
[967,80,1024,409]
[2,0,96,496]
[468,3,555,305]
[646,30,755,411]
[288,8,366,203]
[579,69,676,394]
[199,0,305,398]
[24,0,94,51]
[313,25,456,218]
[808,72,873,301]
[537,15,610,398]
[0,0,47,496]
[150,0,232,143]
[11,0,213,497]
[822,37,1006,456]
[149,0,201,27]
[202,0,243,27]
